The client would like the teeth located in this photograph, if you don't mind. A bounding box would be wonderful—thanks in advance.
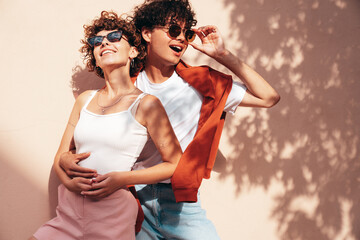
[170,46,182,52]
[102,50,115,55]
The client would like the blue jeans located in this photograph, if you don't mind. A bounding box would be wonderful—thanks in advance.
[135,183,220,240]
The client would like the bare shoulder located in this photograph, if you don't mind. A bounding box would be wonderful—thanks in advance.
[135,94,165,126]
[76,90,94,102]
[138,94,163,112]
[74,90,95,108]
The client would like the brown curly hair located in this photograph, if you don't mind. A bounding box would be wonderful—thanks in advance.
[80,11,145,78]
[132,0,197,66]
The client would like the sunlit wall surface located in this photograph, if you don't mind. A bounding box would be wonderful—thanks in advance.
[0,0,359,239]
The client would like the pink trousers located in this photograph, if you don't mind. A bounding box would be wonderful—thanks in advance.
[33,184,138,240]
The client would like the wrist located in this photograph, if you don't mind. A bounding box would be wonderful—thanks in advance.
[214,49,230,62]
[63,178,74,191]
[115,171,131,187]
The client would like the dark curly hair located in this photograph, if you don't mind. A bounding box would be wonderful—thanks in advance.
[80,11,145,78]
[132,0,197,65]
[133,0,197,30]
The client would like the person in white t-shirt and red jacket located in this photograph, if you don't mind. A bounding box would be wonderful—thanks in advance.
[58,0,280,239]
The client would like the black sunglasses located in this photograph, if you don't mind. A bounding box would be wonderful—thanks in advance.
[162,24,196,42]
[87,30,123,47]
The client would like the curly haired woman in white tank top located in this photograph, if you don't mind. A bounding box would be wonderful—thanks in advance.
[29,11,182,240]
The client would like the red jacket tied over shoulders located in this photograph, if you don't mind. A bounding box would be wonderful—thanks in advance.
[171,60,233,203]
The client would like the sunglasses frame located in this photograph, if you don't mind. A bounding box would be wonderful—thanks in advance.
[160,24,196,42]
[87,30,123,47]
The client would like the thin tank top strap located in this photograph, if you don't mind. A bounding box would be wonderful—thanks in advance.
[129,92,148,117]
[82,90,98,111]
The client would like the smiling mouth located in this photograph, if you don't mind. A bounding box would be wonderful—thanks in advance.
[101,50,116,56]
[170,45,183,53]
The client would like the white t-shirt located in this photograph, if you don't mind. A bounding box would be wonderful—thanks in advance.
[132,70,246,180]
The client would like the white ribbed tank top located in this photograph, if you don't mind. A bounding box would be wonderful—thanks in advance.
[74,91,149,175]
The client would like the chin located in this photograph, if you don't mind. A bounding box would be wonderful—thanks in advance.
[168,56,182,66]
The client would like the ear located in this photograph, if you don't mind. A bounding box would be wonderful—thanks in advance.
[129,46,139,59]
[141,27,152,43]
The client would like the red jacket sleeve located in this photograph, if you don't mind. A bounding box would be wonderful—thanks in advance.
[171,65,233,202]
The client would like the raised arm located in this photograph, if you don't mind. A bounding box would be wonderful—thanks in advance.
[82,95,182,198]
[190,25,280,108]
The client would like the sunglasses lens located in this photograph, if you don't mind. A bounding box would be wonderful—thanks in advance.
[108,31,122,42]
[94,37,104,46]
[168,25,182,38]
[88,36,103,46]
[185,30,196,42]
[87,37,95,46]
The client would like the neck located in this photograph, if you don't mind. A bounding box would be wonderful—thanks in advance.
[144,59,177,84]
[102,67,135,96]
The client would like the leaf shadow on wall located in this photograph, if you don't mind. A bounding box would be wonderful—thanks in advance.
[204,0,360,239]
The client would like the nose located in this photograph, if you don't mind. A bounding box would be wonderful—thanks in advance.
[100,37,110,47]
[101,36,110,47]
[176,30,186,42]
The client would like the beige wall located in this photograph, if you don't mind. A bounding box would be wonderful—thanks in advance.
[0,0,359,239]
